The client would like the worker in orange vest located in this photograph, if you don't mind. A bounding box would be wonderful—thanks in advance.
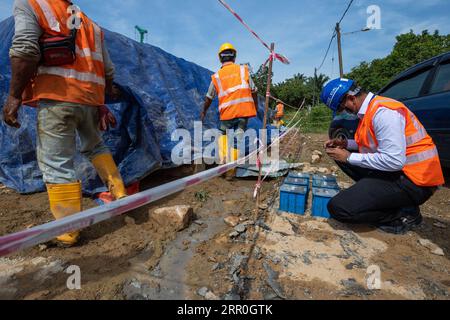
[2,0,127,246]
[201,43,258,179]
[321,78,445,234]
[273,102,285,128]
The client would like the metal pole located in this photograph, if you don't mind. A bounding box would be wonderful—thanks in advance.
[336,23,344,78]
[256,43,275,206]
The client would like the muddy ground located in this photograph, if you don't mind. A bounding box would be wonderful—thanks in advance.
[0,132,449,300]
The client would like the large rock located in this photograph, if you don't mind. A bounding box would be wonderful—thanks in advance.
[311,155,321,164]
[418,239,445,256]
[312,150,323,157]
[224,216,240,227]
[150,205,193,232]
[317,167,331,175]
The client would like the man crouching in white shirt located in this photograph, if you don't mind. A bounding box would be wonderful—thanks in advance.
[320,78,445,234]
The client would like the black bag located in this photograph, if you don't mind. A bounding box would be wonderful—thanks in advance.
[39,28,77,67]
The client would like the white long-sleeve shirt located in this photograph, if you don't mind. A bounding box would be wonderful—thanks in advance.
[347,92,407,172]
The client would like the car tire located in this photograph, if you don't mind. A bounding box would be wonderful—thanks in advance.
[330,127,351,140]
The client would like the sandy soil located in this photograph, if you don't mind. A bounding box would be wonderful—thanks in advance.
[0,132,449,300]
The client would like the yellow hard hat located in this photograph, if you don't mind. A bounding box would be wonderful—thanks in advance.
[218,43,237,57]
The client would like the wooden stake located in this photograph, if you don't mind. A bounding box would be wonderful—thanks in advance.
[256,43,275,207]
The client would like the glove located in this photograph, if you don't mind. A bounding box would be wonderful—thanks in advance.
[98,105,117,131]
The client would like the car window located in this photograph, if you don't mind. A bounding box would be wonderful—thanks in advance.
[381,69,431,100]
[430,62,450,94]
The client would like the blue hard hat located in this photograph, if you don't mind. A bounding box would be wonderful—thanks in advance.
[320,78,355,112]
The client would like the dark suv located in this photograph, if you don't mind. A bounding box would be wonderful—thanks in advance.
[329,51,450,167]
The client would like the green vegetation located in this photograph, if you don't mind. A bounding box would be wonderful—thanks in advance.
[252,66,329,109]
[251,30,450,133]
[252,66,331,133]
[194,190,210,203]
[284,104,332,133]
[347,30,450,92]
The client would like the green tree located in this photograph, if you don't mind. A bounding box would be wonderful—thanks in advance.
[347,30,450,92]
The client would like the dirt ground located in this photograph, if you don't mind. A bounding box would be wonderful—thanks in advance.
[0,132,449,300]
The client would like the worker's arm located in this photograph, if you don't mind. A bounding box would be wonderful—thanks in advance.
[102,39,122,101]
[201,82,216,121]
[201,97,213,122]
[348,108,407,171]
[3,0,41,128]
[3,58,38,128]
[9,0,42,61]
[346,140,359,151]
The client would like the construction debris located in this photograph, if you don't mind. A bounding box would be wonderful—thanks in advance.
[418,239,445,256]
[234,224,247,234]
[150,205,193,232]
[311,154,321,164]
[433,222,447,229]
[263,262,287,300]
[224,216,240,227]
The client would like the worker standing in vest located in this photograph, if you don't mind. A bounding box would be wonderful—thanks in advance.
[2,0,127,247]
[273,102,285,128]
[201,43,258,179]
[321,78,445,234]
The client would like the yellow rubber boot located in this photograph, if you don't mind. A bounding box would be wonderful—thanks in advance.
[91,153,127,200]
[47,182,82,247]
[225,147,239,180]
[218,135,229,164]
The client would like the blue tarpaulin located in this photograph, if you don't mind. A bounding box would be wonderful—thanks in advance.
[0,17,268,195]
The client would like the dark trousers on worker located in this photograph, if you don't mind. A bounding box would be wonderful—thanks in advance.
[327,162,436,226]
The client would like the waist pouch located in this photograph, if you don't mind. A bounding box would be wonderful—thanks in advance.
[39,29,77,67]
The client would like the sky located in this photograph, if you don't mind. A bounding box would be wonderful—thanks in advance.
[1,0,449,83]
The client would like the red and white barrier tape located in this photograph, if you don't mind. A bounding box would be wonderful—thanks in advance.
[217,0,290,65]
[0,127,296,257]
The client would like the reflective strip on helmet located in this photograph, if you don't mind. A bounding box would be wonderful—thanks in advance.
[406,147,439,165]
[76,46,103,62]
[37,66,105,86]
[35,0,61,32]
[219,97,254,112]
[217,65,250,98]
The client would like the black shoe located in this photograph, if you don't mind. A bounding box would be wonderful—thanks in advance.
[377,207,423,235]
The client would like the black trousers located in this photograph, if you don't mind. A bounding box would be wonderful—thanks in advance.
[328,162,436,225]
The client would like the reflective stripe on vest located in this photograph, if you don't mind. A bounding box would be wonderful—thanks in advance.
[219,97,255,112]
[35,0,60,32]
[26,0,106,106]
[406,116,428,146]
[33,0,103,62]
[93,23,102,55]
[37,66,106,86]
[406,146,439,165]
[75,46,103,62]
[214,65,250,98]
[368,99,428,148]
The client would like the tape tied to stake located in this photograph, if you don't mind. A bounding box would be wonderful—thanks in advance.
[217,0,290,65]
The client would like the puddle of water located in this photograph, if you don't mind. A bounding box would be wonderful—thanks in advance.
[127,215,226,300]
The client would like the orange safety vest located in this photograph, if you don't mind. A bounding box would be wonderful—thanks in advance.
[23,0,105,107]
[355,95,445,187]
[275,103,284,119]
[211,63,257,121]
